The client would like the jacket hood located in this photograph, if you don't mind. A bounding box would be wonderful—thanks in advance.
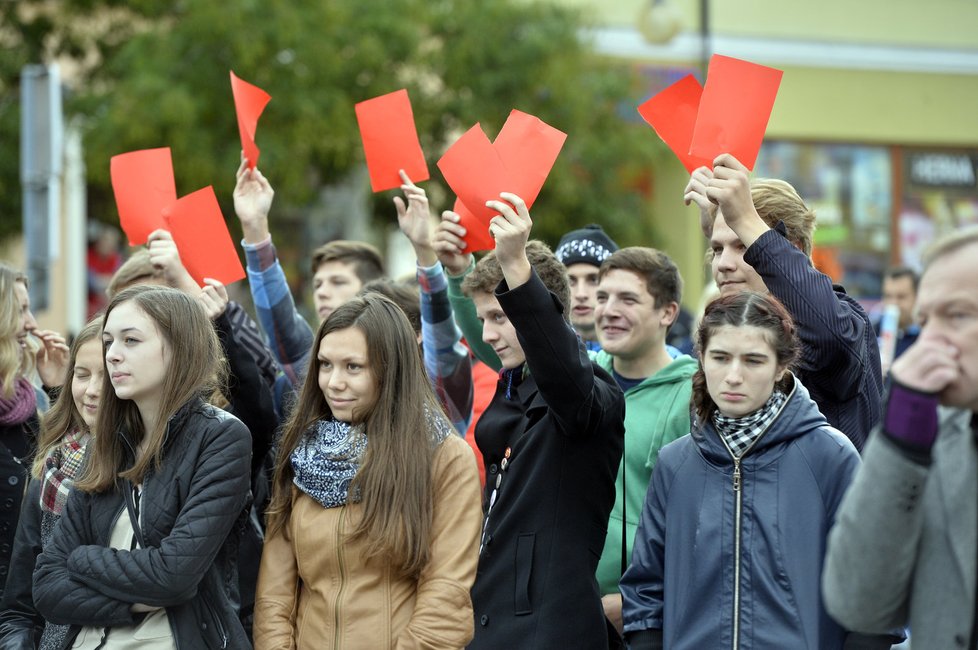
[692,375,830,465]
[593,350,698,392]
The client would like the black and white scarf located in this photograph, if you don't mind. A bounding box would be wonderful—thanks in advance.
[291,410,453,509]
[713,390,788,459]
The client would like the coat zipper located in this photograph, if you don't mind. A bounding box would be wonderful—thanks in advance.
[722,434,762,650]
[334,507,347,649]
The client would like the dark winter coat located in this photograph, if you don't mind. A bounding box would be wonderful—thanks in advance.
[620,378,861,649]
[0,415,38,601]
[32,399,252,650]
[467,271,625,650]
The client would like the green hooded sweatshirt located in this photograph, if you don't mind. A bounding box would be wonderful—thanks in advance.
[592,349,697,594]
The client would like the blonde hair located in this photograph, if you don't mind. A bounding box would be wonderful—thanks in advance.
[0,264,36,398]
[750,179,817,258]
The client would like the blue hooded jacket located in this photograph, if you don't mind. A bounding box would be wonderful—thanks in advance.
[620,377,861,649]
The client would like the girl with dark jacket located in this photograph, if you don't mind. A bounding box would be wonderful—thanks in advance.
[0,264,68,601]
[33,285,252,649]
[0,318,102,650]
[620,292,886,649]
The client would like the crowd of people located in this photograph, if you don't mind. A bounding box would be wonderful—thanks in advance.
[0,150,975,650]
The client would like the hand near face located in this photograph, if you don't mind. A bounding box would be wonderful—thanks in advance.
[890,336,960,395]
[684,165,718,238]
[486,193,533,290]
[33,329,69,388]
[432,210,473,276]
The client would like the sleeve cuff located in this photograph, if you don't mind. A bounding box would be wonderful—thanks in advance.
[881,381,940,458]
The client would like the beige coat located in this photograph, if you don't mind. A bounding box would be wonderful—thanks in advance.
[253,434,482,650]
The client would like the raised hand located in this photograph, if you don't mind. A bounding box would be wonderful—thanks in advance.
[486,192,533,290]
[146,229,198,293]
[394,170,437,266]
[433,210,473,276]
[233,153,274,244]
[704,154,769,247]
[198,279,230,321]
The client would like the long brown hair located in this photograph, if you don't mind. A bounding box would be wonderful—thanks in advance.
[691,291,799,424]
[75,286,225,493]
[31,318,102,479]
[265,293,446,578]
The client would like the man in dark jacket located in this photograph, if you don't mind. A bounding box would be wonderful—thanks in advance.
[460,192,625,650]
[684,153,883,450]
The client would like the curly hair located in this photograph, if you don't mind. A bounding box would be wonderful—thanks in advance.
[461,240,570,318]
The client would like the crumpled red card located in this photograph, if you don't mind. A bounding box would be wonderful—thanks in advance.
[453,199,495,254]
[438,123,513,226]
[637,75,712,173]
[111,148,177,246]
[688,55,782,170]
[162,186,245,286]
[493,109,567,207]
[355,89,429,192]
[230,71,271,170]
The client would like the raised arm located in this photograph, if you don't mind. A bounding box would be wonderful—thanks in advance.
[396,173,474,433]
[434,211,501,371]
[233,156,314,381]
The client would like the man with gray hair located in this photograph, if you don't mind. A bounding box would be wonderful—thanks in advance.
[823,225,978,649]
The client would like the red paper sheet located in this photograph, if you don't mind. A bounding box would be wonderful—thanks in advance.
[637,75,712,173]
[230,71,271,170]
[355,89,429,192]
[437,123,513,228]
[162,186,245,286]
[453,199,495,254]
[688,55,783,170]
[493,110,567,207]
[110,148,177,246]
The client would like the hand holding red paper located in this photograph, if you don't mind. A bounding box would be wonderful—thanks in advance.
[486,193,533,289]
[230,71,271,170]
[110,148,177,245]
[356,89,429,192]
[147,229,197,292]
[705,154,769,246]
[683,166,718,236]
[432,209,474,276]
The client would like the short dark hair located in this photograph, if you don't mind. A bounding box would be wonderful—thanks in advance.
[883,266,919,293]
[461,240,570,319]
[311,240,385,283]
[598,247,683,308]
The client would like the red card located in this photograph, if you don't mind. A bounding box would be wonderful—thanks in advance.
[355,89,429,192]
[493,110,567,208]
[688,55,783,170]
[110,148,177,246]
[230,71,271,170]
[437,123,513,226]
[637,75,712,173]
[453,199,495,254]
[162,186,245,286]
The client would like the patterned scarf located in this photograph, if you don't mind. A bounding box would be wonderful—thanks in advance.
[291,409,453,509]
[0,378,37,426]
[40,428,92,515]
[713,390,788,459]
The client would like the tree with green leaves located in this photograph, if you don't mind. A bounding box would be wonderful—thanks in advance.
[1,0,670,266]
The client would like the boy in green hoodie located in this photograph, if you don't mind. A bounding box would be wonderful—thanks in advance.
[591,247,697,634]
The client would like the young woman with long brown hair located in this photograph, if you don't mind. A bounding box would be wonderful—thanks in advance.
[32,285,252,649]
[253,293,482,649]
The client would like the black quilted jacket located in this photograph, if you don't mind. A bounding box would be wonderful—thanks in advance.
[32,399,252,649]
